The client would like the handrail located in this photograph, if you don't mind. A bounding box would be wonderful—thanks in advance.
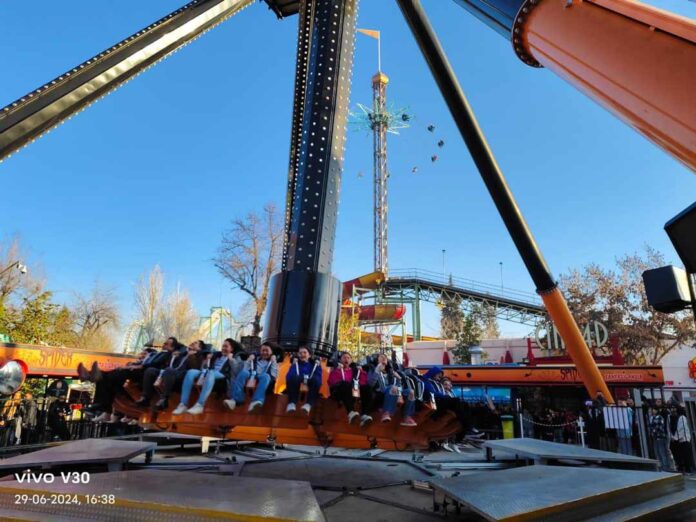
[388,268,542,306]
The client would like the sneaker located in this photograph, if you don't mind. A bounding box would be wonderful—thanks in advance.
[155,398,169,411]
[442,442,454,453]
[360,415,373,427]
[223,399,237,411]
[452,444,462,454]
[286,403,297,413]
[301,403,312,415]
[248,401,263,413]
[466,430,486,439]
[107,413,120,423]
[348,411,360,424]
[381,412,392,423]
[172,403,188,415]
[120,416,132,424]
[77,362,91,382]
[134,397,149,407]
[128,419,139,426]
[90,362,102,383]
[93,412,110,423]
[187,403,204,415]
[400,416,417,427]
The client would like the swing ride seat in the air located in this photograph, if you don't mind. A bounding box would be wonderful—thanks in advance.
[114,360,461,450]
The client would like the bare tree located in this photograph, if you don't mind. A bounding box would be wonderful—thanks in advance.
[214,203,283,336]
[134,265,164,343]
[72,283,120,350]
[0,236,43,304]
[159,285,198,343]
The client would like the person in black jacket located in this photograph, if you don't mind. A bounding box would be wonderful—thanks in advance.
[173,338,242,415]
[47,397,71,441]
[135,340,206,409]
[85,338,181,422]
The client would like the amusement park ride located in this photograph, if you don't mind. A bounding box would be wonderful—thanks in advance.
[1,0,695,448]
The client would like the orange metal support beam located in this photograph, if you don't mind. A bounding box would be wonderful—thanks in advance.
[518,0,696,171]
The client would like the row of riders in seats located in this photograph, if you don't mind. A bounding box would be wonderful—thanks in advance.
[77,337,481,438]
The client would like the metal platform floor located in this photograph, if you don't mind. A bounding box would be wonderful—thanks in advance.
[485,438,658,470]
[429,465,690,521]
[0,440,693,521]
[0,469,324,522]
[0,438,156,473]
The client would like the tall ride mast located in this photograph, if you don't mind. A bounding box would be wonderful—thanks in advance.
[371,71,390,276]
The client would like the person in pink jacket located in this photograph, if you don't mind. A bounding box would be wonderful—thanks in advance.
[328,352,373,427]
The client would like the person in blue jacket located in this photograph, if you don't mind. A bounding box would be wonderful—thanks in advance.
[420,366,480,440]
[285,346,322,415]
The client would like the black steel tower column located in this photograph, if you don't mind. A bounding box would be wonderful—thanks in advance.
[264,0,358,356]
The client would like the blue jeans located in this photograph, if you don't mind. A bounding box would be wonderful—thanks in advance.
[230,370,273,405]
[617,435,633,455]
[382,388,416,417]
[180,369,225,407]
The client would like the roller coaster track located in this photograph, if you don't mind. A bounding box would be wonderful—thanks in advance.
[384,268,545,326]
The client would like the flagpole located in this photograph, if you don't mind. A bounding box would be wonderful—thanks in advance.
[378,35,381,72]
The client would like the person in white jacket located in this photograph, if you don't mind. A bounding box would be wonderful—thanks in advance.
[671,406,694,473]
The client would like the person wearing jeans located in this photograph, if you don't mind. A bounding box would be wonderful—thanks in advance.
[225,343,279,413]
[368,354,416,426]
[173,338,241,415]
[285,347,322,415]
[649,407,676,471]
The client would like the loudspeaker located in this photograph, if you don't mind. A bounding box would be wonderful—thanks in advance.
[665,201,696,273]
[642,265,692,313]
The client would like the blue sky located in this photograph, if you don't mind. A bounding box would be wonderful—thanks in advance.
[1,0,694,341]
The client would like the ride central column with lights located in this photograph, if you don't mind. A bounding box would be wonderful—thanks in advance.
[263,0,359,357]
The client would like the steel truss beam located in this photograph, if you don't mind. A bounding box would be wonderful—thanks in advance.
[383,278,544,326]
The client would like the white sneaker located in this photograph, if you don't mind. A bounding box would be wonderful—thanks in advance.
[360,414,373,427]
[172,403,188,415]
[93,412,110,423]
[120,416,132,424]
[128,419,139,426]
[286,403,297,413]
[452,444,462,454]
[348,411,360,424]
[248,400,263,413]
[442,442,454,453]
[223,399,236,411]
[107,414,120,423]
[301,403,312,415]
[187,404,204,415]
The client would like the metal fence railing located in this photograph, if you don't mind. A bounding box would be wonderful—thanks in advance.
[517,404,695,472]
[0,396,141,450]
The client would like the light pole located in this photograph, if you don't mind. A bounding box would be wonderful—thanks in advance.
[0,261,27,278]
[442,249,446,281]
[499,261,504,294]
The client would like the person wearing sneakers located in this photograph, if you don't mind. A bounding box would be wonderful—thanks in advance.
[136,340,206,410]
[81,345,166,423]
[422,368,481,443]
[172,338,242,416]
[368,353,415,425]
[328,352,373,427]
[395,367,420,427]
[285,346,322,415]
[225,342,279,413]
